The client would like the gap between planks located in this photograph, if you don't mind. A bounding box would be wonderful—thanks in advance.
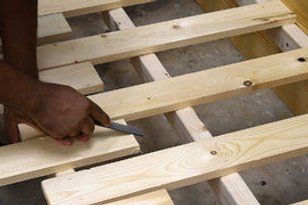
[103,7,259,205]
[42,113,308,204]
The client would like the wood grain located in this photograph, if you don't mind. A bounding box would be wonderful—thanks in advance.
[105,190,174,205]
[0,121,139,186]
[38,0,154,17]
[36,1,295,70]
[88,48,308,121]
[42,114,308,204]
[40,62,103,95]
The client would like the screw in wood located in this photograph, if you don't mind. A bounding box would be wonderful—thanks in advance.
[173,25,181,30]
[243,80,253,87]
[210,151,217,155]
[297,57,306,62]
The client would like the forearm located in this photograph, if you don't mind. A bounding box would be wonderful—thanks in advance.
[0,60,40,112]
[0,0,38,78]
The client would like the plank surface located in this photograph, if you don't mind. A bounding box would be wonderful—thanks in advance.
[0,121,139,186]
[42,114,308,204]
[38,0,153,17]
[291,200,308,205]
[37,13,72,44]
[37,1,295,70]
[88,48,308,121]
[105,190,174,205]
[40,62,103,95]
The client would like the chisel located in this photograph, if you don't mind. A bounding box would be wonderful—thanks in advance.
[94,120,144,137]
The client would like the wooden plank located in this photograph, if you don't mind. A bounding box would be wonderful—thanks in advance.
[40,62,103,95]
[36,1,295,70]
[291,200,308,205]
[0,120,140,186]
[88,48,308,121]
[37,13,72,44]
[197,0,308,115]
[105,190,174,205]
[38,0,154,17]
[42,113,308,204]
[105,8,259,205]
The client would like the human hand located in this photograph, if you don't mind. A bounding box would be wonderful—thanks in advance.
[4,82,110,146]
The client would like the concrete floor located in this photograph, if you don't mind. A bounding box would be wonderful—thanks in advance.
[0,0,307,204]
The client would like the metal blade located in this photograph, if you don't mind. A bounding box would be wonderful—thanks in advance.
[109,122,144,137]
[95,120,144,137]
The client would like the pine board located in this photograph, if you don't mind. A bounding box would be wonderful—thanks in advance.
[36,1,295,70]
[38,0,154,17]
[0,121,139,186]
[42,114,308,204]
[40,62,103,95]
[88,48,308,121]
[105,190,174,205]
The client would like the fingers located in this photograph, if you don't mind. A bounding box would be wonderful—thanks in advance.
[3,108,21,143]
[4,116,21,143]
[75,117,94,142]
[54,137,73,146]
[90,101,111,127]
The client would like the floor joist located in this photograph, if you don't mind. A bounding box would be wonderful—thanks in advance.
[104,7,259,205]
[42,113,308,204]
[36,1,295,70]
[0,120,139,186]
[87,48,308,121]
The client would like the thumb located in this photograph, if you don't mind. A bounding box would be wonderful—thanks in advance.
[90,101,111,127]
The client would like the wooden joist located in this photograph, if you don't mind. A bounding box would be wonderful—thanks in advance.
[0,120,139,186]
[87,48,308,121]
[42,113,308,204]
[38,0,154,17]
[103,8,259,205]
[36,1,295,70]
[105,190,174,205]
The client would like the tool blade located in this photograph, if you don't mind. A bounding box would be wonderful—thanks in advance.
[94,120,144,137]
[109,122,144,137]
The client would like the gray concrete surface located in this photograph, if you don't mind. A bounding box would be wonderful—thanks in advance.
[0,0,307,204]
